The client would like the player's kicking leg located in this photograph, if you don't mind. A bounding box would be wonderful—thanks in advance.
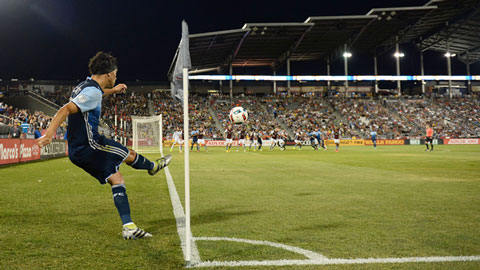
[108,172,152,240]
[125,150,172,176]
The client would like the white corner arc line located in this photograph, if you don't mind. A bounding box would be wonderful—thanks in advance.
[164,167,201,264]
[194,237,326,260]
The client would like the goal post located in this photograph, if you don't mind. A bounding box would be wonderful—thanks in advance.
[131,115,163,154]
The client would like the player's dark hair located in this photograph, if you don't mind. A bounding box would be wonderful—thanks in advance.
[88,52,117,75]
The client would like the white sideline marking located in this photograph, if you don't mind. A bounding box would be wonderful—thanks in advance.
[194,237,326,260]
[164,167,201,264]
[193,256,480,268]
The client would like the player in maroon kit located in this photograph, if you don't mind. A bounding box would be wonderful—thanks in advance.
[237,128,247,152]
[198,127,208,152]
[333,127,340,152]
[224,125,234,152]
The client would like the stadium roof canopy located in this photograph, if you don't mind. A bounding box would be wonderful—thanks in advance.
[170,0,480,75]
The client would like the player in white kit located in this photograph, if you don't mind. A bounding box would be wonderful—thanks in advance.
[170,127,184,153]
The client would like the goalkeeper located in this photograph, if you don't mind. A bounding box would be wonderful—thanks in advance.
[37,52,171,240]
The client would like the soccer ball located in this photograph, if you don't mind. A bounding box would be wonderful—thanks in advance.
[229,106,248,124]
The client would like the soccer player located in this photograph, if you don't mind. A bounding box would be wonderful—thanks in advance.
[37,52,172,240]
[248,128,257,151]
[277,129,287,150]
[170,127,183,153]
[425,124,434,151]
[224,125,233,152]
[293,129,302,150]
[237,128,246,152]
[370,129,377,149]
[198,127,207,152]
[269,128,278,151]
[320,128,328,150]
[190,128,199,152]
[257,130,263,151]
[308,129,318,150]
[333,127,340,152]
[315,128,327,150]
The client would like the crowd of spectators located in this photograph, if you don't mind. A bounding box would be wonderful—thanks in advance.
[0,102,61,139]
[386,97,480,138]
[3,89,479,141]
[152,92,220,139]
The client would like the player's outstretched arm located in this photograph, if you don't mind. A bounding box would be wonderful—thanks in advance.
[37,102,79,147]
[103,83,127,96]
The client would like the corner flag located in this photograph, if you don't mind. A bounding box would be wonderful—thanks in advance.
[170,20,191,102]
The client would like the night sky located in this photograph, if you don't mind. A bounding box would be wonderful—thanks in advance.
[0,0,477,81]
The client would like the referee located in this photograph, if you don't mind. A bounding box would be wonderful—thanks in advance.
[425,124,434,151]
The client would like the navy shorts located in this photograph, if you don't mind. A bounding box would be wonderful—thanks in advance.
[69,136,129,184]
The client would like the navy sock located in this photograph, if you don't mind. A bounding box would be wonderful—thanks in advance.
[112,184,132,225]
[130,153,154,170]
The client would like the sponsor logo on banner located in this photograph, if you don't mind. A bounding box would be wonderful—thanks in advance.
[324,139,364,146]
[0,139,42,164]
[0,140,20,164]
[445,139,479,145]
[364,139,405,145]
[40,139,67,159]
[409,139,420,145]
[206,140,273,147]
[18,140,41,162]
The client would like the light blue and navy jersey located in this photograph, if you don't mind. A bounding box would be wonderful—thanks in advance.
[191,130,199,139]
[370,131,377,140]
[67,77,104,154]
[315,131,322,141]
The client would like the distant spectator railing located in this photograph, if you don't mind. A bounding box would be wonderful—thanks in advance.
[28,90,61,110]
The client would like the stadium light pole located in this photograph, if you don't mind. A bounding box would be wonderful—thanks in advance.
[343,44,351,97]
[327,58,331,92]
[466,50,471,94]
[373,55,378,94]
[287,58,291,94]
[394,36,404,96]
[420,50,425,95]
[445,39,454,98]
[273,68,277,95]
[229,63,233,99]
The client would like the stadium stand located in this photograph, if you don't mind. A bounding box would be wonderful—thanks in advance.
[3,85,479,141]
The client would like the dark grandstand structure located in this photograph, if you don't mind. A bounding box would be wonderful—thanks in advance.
[173,0,480,97]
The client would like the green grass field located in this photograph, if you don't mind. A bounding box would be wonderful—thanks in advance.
[1,145,480,269]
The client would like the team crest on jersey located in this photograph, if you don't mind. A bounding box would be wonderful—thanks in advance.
[76,94,87,103]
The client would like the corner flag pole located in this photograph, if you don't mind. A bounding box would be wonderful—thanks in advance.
[183,67,191,265]
[170,20,192,266]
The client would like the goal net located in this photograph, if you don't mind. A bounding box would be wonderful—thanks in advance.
[131,115,163,154]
